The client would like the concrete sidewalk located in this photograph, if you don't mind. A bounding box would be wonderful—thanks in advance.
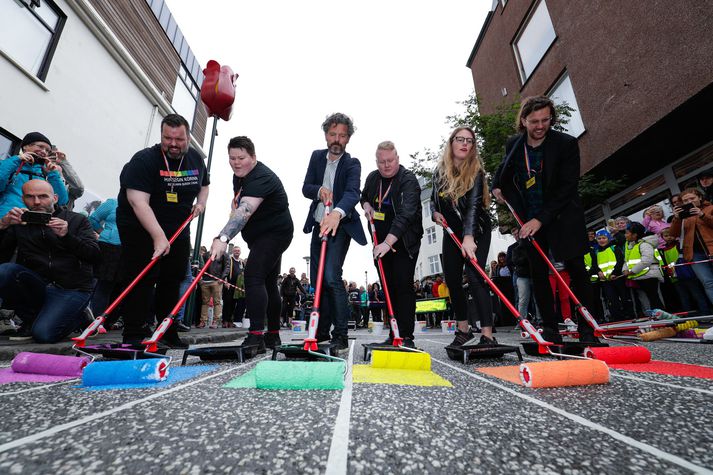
[0,327,247,360]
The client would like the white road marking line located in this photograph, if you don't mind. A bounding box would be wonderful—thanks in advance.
[0,379,78,396]
[0,357,267,453]
[431,356,713,475]
[325,341,355,475]
[423,339,713,397]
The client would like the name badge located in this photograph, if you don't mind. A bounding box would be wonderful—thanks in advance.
[166,192,178,203]
[373,211,386,221]
[525,176,536,189]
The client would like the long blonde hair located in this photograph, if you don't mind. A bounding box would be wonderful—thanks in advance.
[436,127,490,207]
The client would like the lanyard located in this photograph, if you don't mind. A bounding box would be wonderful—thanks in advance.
[377,179,392,211]
[523,143,542,176]
[233,186,243,209]
[161,149,184,192]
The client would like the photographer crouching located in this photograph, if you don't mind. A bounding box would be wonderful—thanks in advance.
[0,180,99,342]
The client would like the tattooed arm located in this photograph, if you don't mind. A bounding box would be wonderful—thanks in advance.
[209,195,264,260]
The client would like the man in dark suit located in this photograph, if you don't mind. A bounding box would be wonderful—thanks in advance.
[492,96,597,343]
[302,113,367,349]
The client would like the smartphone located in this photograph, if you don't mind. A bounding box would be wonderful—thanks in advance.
[21,211,52,225]
[678,202,694,219]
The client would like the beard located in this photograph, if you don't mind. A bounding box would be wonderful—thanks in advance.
[329,142,344,155]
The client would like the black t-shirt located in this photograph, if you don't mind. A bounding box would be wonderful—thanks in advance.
[233,161,293,245]
[117,144,208,239]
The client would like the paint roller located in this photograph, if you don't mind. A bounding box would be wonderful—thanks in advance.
[584,346,652,364]
[251,360,345,390]
[82,359,169,387]
[73,213,195,349]
[519,360,610,388]
[639,327,677,341]
[11,352,89,377]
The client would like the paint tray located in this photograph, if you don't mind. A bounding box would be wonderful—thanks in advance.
[181,344,260,365]
[445,343,522,364]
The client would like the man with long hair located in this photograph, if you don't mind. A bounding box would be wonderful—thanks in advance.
[492,96,598,343]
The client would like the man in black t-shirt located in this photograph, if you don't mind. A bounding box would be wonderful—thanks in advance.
[116,114,209,347]
[209,136,294,352]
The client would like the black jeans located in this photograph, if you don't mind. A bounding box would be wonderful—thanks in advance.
[245,236,292,332]
[441,226,493,328]
[524,235,596,334]
[374,241,417,339]
[117,226,189,338]
[281,293,297,325]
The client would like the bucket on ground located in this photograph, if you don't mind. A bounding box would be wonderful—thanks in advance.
[441,320,456,333]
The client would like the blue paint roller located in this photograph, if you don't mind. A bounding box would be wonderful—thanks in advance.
[82,359,169,387]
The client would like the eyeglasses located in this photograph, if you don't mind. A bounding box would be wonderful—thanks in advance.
[525,117,552,126]
[452,136,475,145]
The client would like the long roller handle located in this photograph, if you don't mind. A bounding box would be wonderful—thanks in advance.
[368,217,403,346]
[304,203,331,351]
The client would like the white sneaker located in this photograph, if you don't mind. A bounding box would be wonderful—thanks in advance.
[704,327,713,341]
[0,318,17,333]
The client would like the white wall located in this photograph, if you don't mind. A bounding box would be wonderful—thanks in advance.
[0,0,163,201]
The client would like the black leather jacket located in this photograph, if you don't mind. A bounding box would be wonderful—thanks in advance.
[360,165,423,258]
[430,168,489,238]
[0,208,100,292]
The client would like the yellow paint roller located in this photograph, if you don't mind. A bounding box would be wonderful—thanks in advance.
[371,350,431,371]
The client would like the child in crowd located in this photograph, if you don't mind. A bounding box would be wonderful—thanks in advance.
[623,222,664,311]
[592,229,631,321]
[642,204,669,249]
[661,220,711,314]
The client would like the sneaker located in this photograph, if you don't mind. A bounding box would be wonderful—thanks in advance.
[449,329,474,347]
[264,332,282,349]
[479,335,498,346]
[209,324,218,329]
[241,333,266,354]
[9,325,32,341]
[541,326,563,345]
[578,330,600,344]
[122,324,153,345]
[196,322,206,329]
[330,335,349,351]
[176,322,191,332]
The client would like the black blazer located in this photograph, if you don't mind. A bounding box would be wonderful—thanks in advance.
[492,129,587,261]
[360,165,423,258]
[301,149,367,245]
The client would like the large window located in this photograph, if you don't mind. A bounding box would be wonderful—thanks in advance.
[0,0,65,80]
[0,128,20,161]
[425,226,437,245]
[549,72,585,137]
[172,65,199,127]
[428,255,442,275]
[421,200,431,221]
[513,0,556,83]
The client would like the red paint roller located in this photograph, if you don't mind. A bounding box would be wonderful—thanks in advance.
[584,346,652,364]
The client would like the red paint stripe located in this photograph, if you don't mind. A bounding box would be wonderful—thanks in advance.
[609,360,713,380]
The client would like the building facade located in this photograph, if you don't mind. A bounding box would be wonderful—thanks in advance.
[467,0,713,228]
[0,0,208,207]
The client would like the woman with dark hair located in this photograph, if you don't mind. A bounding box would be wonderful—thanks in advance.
[622,221,664,311]
[671,187,713,305]
[209,136,293,352]
[431,127,495,347]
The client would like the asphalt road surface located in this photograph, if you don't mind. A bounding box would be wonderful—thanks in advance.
[0,329,711,474]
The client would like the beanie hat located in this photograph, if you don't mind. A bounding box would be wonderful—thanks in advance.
[595,228,612,241]
[21,132,51,148]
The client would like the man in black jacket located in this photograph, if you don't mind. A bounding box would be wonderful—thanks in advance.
[0,180,100,342]
[492,96,597,343]
[280,267,305,327]
[360,141,423,347]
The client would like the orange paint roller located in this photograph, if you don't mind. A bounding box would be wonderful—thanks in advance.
[519,360,610,388]
[639,327,676,342]
[584,346,651,364]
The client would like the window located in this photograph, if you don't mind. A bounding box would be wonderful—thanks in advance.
[0,0,65,80]
[426,226,437,245]
[0,128,20,161]
[513,0,556,82]
[428,255,442,275]
[172,65,199,127]
[549,72,585,137]
[422,200,431,220]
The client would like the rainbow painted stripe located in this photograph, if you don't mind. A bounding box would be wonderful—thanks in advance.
[160,169,200,177]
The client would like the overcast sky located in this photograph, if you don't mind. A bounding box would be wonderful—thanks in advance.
[166,0,491,284]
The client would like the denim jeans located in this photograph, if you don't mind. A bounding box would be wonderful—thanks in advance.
[310,227,351,338]
[690,251,713,306]
[516,276,540,323]
[0,263,91,343]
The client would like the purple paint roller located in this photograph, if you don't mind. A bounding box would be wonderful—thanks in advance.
[11,352,89,376]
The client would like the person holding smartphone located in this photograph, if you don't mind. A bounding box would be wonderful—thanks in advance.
[670,187,713,305]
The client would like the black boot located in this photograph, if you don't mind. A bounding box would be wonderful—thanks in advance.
[161,325,189,349]
[241,332,266,354]
[541,326,563,345]
[264,331,282,349]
